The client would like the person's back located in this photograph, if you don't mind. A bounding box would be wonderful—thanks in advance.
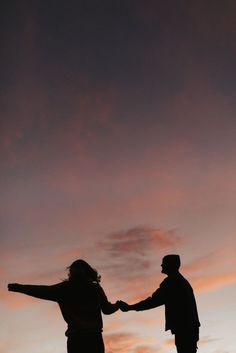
[118,254,200,353]
[160,272,200,333]
[8,259,119,353]
[56,280,110,335]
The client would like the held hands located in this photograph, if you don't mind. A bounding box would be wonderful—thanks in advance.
[117,300,131,312]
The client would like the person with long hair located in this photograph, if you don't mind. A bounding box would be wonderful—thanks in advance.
[8,259,119,353]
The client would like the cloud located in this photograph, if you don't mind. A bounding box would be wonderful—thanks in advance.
[104,226,180,255]
[0,340,22,353]
[0,287,41,310]
[163,338,175,348]
[198,336,220,346]
[1,77,118,172]
[97,226,181,282]
[183,248,236,276]
[163,335,220,351]
[192,272,236,294]
[133,346,158,353]
[183,253,217,274]
[104,332,158,353]
[181,250,236,294]
[104,332,138,353]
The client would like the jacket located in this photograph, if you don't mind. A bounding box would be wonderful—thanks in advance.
[132,272,200,334]
[15,281,117,335]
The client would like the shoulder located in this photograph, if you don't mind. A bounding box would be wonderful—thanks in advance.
[160,277,170,287]
[94,283,104,293]
[95,283,108,297]
[51,281,71,293]
[178,274,193,287]
[160,274,186,287]
[54,281,68,288]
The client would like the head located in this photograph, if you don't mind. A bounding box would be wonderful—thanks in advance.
[67,259,101,284]
[161,254,181,275]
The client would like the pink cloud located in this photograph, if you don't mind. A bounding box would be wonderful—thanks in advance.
[1,79,119,172]
[0,289,38,310]
[100,225,180,259]
[97,226,181,284]
[182,252,224,276]
[163,338,175,348]
[107,226,180,253]
[183,247,236,276]
[104,332,138,353]
[133,346,158,353]
[104,332,158,353]
[192,272,236,294]
[179,250,236,294]
[198,336,220,346]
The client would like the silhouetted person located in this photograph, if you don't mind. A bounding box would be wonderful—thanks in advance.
[8,259,119,353]
[118,254,200,353]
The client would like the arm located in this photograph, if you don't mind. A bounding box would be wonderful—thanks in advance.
[98,285,119,315]
[8,283,62,302]
[119,286,165,312]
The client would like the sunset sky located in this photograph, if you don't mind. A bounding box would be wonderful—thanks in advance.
[1,1,236,353]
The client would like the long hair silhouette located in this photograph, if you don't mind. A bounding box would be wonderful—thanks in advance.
[8,259,118,353]
[67,259,101,283]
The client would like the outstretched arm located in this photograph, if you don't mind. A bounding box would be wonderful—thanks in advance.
[98,285,120,315]
[8,283,61,302]
[118,287,165,312]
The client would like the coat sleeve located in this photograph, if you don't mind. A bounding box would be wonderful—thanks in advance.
[131,285,165,311]
[9,283,63,301]
[98,285,118,315]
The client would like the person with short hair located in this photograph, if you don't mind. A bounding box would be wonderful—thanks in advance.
[118,254,200,353]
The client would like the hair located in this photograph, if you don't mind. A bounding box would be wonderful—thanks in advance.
[67,259,101,284]
[162,254,181,270]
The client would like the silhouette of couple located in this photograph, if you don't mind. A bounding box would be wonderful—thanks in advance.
[8,254,200,353]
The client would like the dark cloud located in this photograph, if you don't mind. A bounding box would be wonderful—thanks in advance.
[98,226,181,280]
[100,225,180,256]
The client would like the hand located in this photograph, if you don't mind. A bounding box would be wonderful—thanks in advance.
[8,283,21,292]
[114,301,121,309]
[117,300,130,312]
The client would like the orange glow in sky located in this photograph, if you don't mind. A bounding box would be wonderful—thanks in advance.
[1,2,236,353]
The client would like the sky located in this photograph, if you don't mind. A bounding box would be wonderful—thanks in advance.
[1,1,236,353]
